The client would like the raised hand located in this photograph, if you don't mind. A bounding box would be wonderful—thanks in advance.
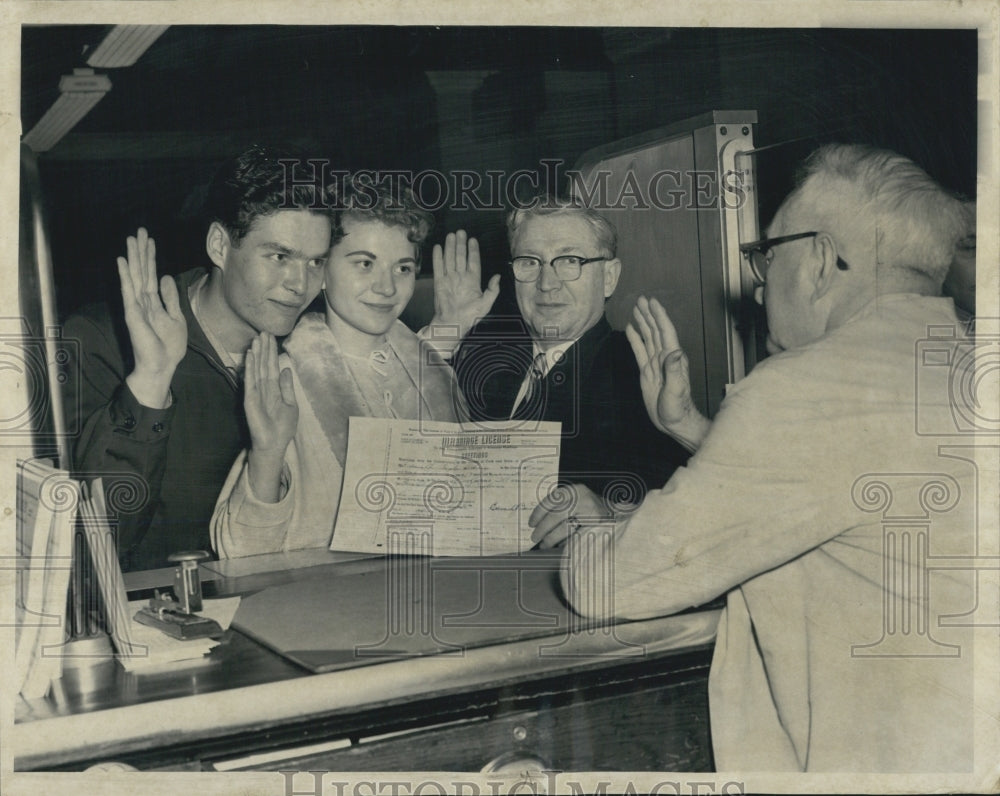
[119,228,187,408]
[430,230,500,341]
[625,296,710,453]
[244,333,298,503]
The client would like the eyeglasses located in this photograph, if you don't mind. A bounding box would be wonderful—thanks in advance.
[739,231,850,284]
[510,255,607,283]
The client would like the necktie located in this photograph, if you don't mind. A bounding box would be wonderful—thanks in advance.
[513,352,547,420]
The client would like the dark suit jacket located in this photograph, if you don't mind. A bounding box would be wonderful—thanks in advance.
[453,314,690,503]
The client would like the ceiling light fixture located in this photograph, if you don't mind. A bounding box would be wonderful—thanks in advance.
[21,69,112,153]
[86,25,168,68]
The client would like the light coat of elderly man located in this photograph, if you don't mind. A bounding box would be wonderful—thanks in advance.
[546,144,981,772]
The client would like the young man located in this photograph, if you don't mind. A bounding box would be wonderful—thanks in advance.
[63,145,333,571]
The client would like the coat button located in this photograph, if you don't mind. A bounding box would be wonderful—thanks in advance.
[152,422,164,433]
[122,415,136,429]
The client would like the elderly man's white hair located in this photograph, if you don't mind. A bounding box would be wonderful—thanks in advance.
[789,144,967,287]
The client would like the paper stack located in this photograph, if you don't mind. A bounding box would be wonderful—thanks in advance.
[120,596,241,672]
[15,459,79,699]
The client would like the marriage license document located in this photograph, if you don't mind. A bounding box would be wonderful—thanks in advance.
[331,418,562,556]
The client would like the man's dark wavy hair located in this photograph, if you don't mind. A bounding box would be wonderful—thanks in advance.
[204,143,333,245]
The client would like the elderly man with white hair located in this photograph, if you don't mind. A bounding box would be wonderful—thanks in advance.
[534,144,980,772]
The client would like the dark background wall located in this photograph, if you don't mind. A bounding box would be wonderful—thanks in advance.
[21,26,978,320]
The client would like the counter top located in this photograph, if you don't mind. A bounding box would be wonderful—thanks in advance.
[14,549,720,770]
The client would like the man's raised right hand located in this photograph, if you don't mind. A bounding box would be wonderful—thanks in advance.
[119,228,187,409]
[430,230,500,340]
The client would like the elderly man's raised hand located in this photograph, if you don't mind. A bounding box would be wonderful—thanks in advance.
[625,296,710,453]
[430,230,500,340]
[119,228,188,409]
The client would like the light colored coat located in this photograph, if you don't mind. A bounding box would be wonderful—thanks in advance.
[212,314,464,558]
[564,295,978,771]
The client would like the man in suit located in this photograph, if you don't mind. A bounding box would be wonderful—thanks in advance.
[452,197,690,530]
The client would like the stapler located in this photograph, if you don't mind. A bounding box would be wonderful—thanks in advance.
[133,550,223,640]
[134,591,224,640]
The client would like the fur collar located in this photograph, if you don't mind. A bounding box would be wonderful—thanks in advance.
[282,314,461,465]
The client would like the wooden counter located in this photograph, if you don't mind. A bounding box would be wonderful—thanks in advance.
[14,549,720,772]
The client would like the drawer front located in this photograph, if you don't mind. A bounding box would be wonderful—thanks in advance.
[223,669,712,772]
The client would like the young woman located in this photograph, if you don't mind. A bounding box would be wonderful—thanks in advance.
[211,180,471,557]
